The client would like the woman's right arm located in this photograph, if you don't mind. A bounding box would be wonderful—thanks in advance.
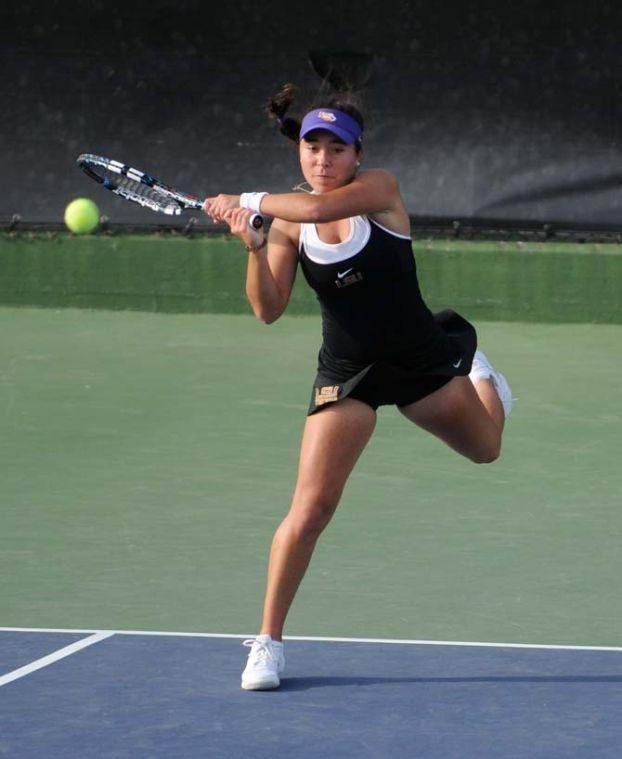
[225,209,299,324]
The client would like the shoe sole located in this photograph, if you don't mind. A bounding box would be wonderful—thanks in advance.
[491,371,513,417]
[471,352,513,418]
[241,676,280,691]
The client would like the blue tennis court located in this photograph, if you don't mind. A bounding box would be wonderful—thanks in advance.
[2,627,621,758]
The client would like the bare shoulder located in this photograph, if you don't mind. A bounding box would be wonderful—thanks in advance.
[357,168,399,189]
[268,216,301,251]
[359,169,410,235]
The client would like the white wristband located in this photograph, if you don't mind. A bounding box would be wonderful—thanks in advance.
[239,192,268,213]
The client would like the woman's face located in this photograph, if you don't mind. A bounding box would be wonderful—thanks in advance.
[299,130,359,194]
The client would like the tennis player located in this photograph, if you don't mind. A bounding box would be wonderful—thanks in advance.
[204,84,513,691]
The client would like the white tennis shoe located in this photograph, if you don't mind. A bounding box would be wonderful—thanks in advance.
[469,350,513,417]
[241,634,285,691]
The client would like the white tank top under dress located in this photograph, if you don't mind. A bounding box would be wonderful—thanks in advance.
[298,215,477,414]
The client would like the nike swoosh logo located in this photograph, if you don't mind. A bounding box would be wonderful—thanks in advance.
[452,358,463,368]
[337,268,353,279]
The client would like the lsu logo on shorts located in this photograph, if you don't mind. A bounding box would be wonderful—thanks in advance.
[314,384,340,406]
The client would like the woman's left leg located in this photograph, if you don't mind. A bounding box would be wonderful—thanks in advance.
[398,375,504,463]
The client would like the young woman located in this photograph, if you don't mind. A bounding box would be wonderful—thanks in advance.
[203,85,512,691]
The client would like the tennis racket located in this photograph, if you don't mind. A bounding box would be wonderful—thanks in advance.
[76,153,263,229]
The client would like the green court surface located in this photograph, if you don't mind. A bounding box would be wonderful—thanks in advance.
[2,306,620,647]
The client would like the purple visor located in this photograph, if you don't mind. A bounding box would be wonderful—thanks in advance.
[299,108,362,145]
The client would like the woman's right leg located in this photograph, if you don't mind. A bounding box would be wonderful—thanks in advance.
[259,398,377,641]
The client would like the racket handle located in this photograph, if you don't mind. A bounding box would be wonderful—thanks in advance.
[249,213,263,230]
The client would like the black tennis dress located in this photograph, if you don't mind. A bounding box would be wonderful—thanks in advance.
[299,215,477,414]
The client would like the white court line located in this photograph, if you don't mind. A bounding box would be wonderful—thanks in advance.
[1,627,621,653]
[0,631,114,688]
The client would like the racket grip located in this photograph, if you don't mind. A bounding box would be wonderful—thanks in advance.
[249,213,263,230]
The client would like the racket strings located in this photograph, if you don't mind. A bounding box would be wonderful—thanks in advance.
[77,154,199,216]
[111,173,181,215]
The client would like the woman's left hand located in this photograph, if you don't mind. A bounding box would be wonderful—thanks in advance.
[223,207,265,249]
[203,194,240,222]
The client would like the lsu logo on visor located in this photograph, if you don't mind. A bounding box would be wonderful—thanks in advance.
[317,111,337,122]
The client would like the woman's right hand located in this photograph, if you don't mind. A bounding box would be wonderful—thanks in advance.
[223,207,266,250]
[203,194,240,223]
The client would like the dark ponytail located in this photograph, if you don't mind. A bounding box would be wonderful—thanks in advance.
[264,83,301,143]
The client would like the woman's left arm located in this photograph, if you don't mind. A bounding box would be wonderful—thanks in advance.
[204,169,401,224]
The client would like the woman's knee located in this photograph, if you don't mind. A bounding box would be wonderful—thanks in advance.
[469,437,501,464]
[288,493,340,540]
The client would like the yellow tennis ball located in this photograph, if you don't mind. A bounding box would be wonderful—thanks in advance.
[64,198,100,234]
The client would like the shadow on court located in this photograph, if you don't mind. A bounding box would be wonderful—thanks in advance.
[281,673,622,691]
